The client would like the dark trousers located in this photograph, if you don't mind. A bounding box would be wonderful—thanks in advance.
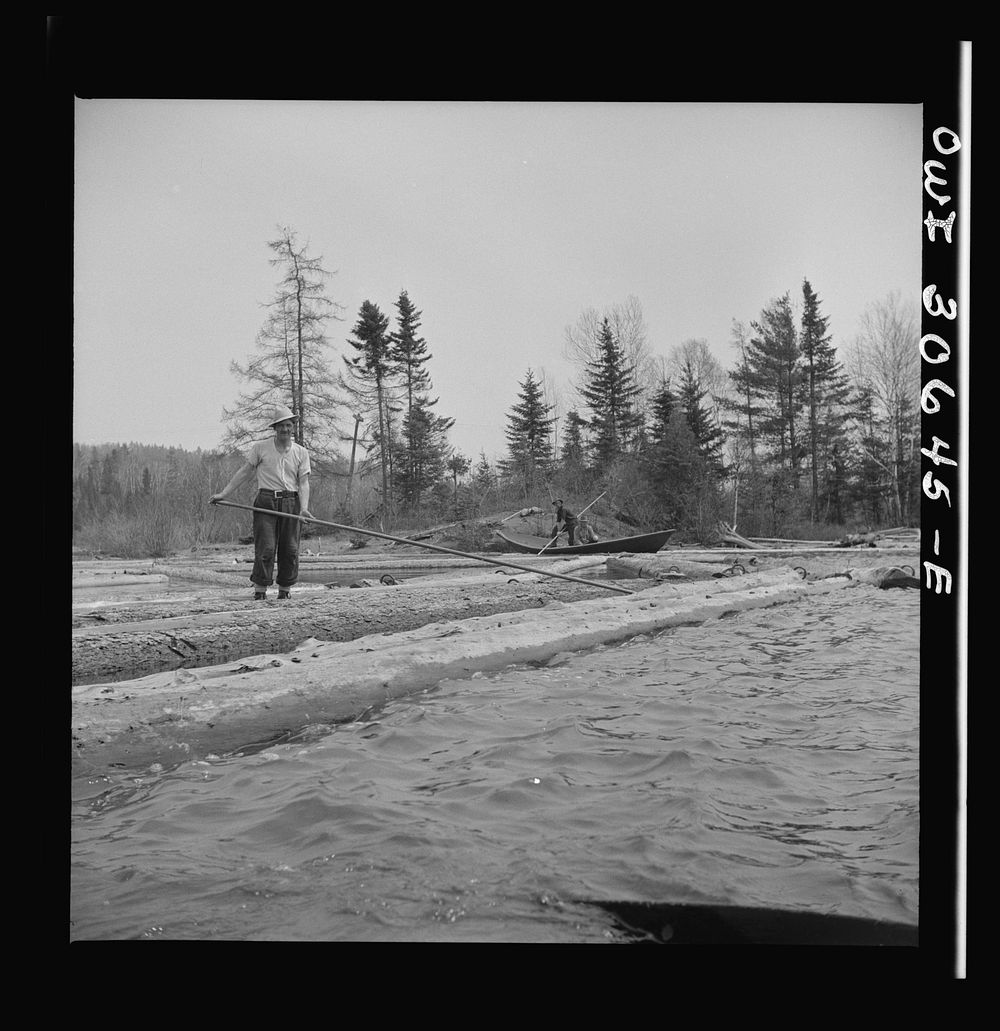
[553,522,576,545]
[251,490,302,589]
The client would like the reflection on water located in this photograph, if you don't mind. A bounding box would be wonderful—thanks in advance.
[71,586,919,942]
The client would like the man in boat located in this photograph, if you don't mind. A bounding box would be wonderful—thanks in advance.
[550,499,579,546]
[210,404,314,600]
[576,518,599,544]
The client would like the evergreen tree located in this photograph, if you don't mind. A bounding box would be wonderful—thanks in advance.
[472,451,495,494]
[556,409,591,495]
[341,300,400,523]
[644,408,711,534]
[647,376,678,447]
[559,409,589,466]
[721,319,765,469]
[845,382,885,524]
[677,359,724,471]
[824,439,848,525]
[799,279,852,521]
[502,369,556,486]
[99,446,122,498]
[388,290,454,506]
[390,290,433,411]
[393,396,452,510]
[578,318,644,465]
[75,446,103,526]
[741,294,803,476]
[164,447,186,504]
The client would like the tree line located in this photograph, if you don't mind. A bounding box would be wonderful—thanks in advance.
[73,226,921,556]
[499,286,919,541]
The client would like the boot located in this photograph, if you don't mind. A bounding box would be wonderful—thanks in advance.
[277,590,291,600]
[254,591,267,601]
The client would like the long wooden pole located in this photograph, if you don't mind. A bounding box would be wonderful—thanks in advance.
[538,491,607,556]
[210,500,635,596]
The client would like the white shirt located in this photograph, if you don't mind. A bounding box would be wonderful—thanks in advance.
[244,438,311,492]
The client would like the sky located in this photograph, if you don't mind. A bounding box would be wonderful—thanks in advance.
[73,99,923,464]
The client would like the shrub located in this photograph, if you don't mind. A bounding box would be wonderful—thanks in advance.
[74,497,190,558]
[448,522,504,552]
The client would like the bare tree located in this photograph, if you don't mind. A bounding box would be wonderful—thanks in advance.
[666,338,728,415]
[564,296,652,453]
[564,295,656,387]
[537,366,562,458]
[845,291,920,523]
[222,227,345,459]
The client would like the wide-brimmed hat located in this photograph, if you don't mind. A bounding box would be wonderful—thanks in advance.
[552,498,563,506]
[267,404,295,427]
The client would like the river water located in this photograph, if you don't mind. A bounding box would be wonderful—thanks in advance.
[70,584,919,943]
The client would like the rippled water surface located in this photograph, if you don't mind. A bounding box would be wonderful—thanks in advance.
[70,586,919,942]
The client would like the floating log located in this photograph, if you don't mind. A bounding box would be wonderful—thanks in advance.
[607,555,732,580]
[747,537,835,546]
[73,560,251,589]
[847,565,920,589]
[719,522,919,550]
[72,568,835,774]
[331,555,604,589]
[836,531,880,547]
[71,574,638,687]
[213,550,607,573]
[152,563,255,586]
[71,559,157,571]
[836,530,920,548]
[214,554,489,572]
[673,546,918,558]
[73,572,169,589]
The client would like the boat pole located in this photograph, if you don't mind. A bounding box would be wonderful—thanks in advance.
[210,500,635,596]
[538,491,607,556]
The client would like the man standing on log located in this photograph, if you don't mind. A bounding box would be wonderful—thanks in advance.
[211,404,314,600]
[550,498,578,546]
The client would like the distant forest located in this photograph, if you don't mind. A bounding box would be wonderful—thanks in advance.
[72,228,922,558]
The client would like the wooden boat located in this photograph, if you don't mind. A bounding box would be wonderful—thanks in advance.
[495,528,675,556]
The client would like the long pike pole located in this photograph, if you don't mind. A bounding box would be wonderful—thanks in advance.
[210,500,634,596]
[538,490,608,556]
